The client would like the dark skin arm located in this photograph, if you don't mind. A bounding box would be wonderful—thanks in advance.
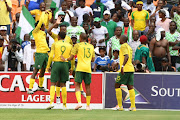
[146,19,149,27]
[172,44,180,50]
[142,57,147,64]
[169,40,179,46]
[99,33,109,43]
[170,5,176,18]
[4,0,12,12]
[150,7,161,18]
[149,38,156,57]
[121,54,129,75]
[166,41,171,65]
[108,47,112,59]
[93,63,97,72]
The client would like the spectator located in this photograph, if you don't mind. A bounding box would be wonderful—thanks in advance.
[172,42,180,72]
[156,9,171,32]
[110,0,127,18]
[23,36,36,71]
[75,0,93,25]
[90,0,107,18]
[25,0,44,11]
[145,22,156,42]
[165,21,180,67]
[161,57,176,71]
[151,0,170,23]
[170,5,180,33]
[71,35,78,45]
[131,1,149,35]
[57,11,70,27]
[108,27,122,58]
[2,39,23,71]
[101,10,117,45]
[0,0,12,35]
[66,17,85,43]
[21,34,30,50]
[83,22,91,42]
[0,26,9,46]
[81,14,91,28]
[12,13,20,34]
[112,13,124,28]
[92,17,109,47]
[129,30,141,60]
[134,35,155,72]
[93,47,110,72]
[110,49,120,72]
[0,36,4,71]
[143,0,156,16]
[122,18,133,43]
[150,28,171,71]
[91,38,97,70]
[55,1,74,24]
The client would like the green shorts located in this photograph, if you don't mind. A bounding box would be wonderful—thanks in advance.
[116,72,134,85]
[34,53,48,69]
[75,71,91,84]
[50,62,69,83]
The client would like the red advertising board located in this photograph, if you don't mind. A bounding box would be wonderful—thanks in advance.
[0,72,103,109]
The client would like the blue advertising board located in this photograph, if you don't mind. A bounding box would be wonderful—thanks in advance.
[105,73,180,109]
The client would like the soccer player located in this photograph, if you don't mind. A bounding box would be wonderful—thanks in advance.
[27,10,52,94]
[62,33,95,110]
[114,35,136,111]
[46,31,72,110]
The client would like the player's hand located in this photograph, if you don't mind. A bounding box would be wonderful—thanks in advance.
[61,55,65,61]
[121,67,124,75]
[47,68,51,73]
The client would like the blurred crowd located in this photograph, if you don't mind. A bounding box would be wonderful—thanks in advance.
[0,0,180,72]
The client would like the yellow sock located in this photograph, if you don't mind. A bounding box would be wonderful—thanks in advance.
[62,87,67,107]
[39,77,44,87]
[86,96,91,106]
[80,83,83,91]
[129,89,136,108]
[56,87,60,97]
[29,78,35,89]
[75,91,81,103]
[115,88,122,108]
[50,86,55,104]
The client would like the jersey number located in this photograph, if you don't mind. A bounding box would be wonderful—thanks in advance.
[61,46,66,55]
[83,48,91,58]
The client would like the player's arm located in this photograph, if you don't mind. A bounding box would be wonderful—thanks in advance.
[93,63,97,72]
[61,44,78,61]
[47,44,55,72]
[47,17,62,36]
[91,51,95,62]
[121,45,129,75]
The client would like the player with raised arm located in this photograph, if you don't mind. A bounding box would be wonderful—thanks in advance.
[46,31,72,110]
[114,35,136,111]
[61,33,95,110]
[27,10,52,94]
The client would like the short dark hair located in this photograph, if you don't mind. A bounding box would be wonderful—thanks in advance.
[170,21,177,29]
[83,13,89,22]
[58,32,66,39]
[99,47,106,52]
[113,49,119,54]
[79,0,85,2]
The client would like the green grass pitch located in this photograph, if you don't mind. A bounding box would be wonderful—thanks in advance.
[0,109,180,120]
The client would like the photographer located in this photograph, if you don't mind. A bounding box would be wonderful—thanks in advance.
[2,39,23,71]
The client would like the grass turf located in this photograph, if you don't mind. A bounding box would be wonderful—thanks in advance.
[0,109,180,120]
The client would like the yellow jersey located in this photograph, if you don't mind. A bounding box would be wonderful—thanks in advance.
[30,9,42,22]
[119,43,135,72]
[71,42,95,73]
[47,40,72,68]
[0,0,12,25]
[51,32,73,45]
[32,14,50,53]
[131,10,149,31]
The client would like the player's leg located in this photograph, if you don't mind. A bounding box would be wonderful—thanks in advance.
[60,62,69,110]
[47,82,56,110]
[60,82,67,110]
[80,83,86,98]
[56,81,61,104]
[84,72,92,110]
[37,67,49,92]
[46,62,60,110]
[113,72,127,111]
[27,68,39,94]
[74,72,83,110]
[127,73,136,111]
